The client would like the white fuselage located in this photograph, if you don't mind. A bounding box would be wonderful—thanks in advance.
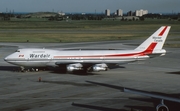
[4,48,149,67]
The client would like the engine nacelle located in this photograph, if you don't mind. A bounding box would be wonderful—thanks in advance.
[66,63,83,72]
[156,104,169,111]
[92,63,108,72]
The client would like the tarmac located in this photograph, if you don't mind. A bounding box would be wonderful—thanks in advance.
[0,40,180,111]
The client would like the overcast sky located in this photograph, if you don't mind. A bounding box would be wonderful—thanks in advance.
[0,0,179,13]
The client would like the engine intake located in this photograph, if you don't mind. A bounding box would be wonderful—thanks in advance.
[66,63,83,72]
[92,63,108,72]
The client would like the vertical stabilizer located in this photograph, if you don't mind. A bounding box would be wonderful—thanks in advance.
[135,26,171,51]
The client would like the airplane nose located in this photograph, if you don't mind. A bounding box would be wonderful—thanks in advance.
[4,55,11,62]
[4,57,8,61]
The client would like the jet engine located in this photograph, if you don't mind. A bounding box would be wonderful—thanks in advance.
[156,103,169,111]
[66,63,83,72]
[92,63,108,72]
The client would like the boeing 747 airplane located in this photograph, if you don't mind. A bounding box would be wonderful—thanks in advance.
[4,26,171,72]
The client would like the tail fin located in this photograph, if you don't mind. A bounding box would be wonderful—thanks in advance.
[135,26,171,52]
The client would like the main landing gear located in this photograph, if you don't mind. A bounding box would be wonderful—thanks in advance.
[15,66,44,72]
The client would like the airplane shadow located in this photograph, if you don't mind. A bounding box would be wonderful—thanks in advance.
[166,71,180,75]
[49,70,100,76]
[0,66,20,72]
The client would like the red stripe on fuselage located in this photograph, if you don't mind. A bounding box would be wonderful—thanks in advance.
[158,26,168,36]
[105,42,157,57]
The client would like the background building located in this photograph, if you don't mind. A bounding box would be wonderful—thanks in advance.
[117,9,123,16]
[135,9,148,16]
[105,9,110,16]
[127,11,133,16]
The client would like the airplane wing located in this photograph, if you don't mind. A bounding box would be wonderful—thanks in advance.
[86,81,180,103]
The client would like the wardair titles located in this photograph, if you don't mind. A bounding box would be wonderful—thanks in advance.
[30,54,50,58]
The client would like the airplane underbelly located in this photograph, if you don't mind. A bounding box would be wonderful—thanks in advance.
[27,59,50,67]
[9,59,50,67]
[80,57,135,64]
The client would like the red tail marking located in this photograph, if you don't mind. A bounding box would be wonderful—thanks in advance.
[143,42,157,54]
[158,26,168,36]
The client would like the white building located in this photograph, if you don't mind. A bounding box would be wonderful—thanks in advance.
[117,9,123,16]
[135,9,148,16]
[105,9,110,16]
[58,12,65,16]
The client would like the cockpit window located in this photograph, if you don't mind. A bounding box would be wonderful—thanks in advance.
[15,50,20,52]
